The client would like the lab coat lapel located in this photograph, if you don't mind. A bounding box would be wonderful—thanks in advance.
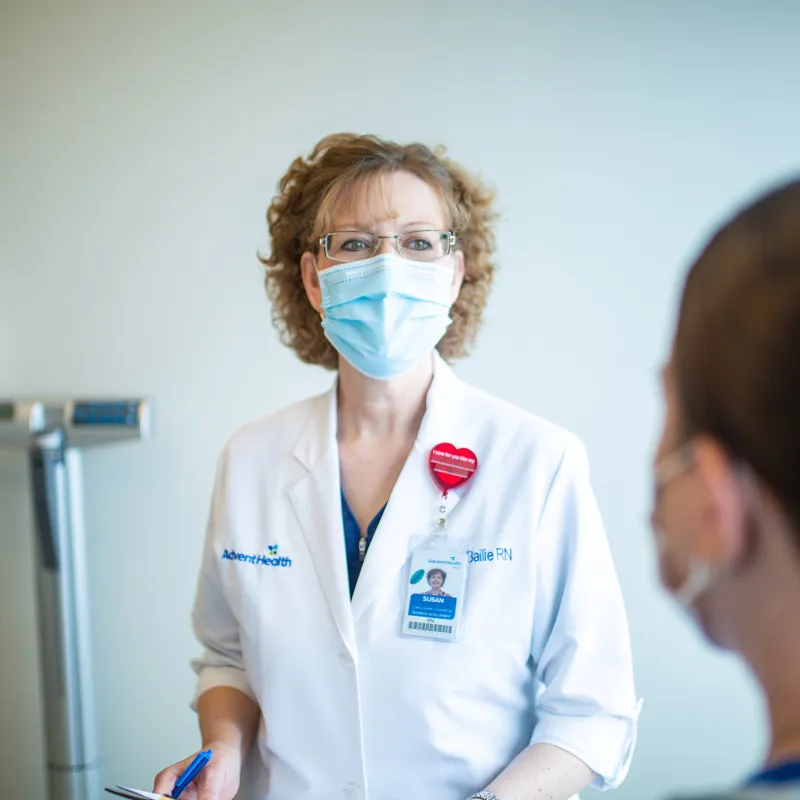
[288,386,356,653]
[350,355,465,625]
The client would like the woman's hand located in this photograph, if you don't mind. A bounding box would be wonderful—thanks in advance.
[153,742,241,800]
[153,686,259,799]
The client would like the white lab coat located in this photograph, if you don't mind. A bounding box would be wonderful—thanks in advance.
[192,355,639,800]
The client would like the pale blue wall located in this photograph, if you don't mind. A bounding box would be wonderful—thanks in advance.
[1,2,798,798]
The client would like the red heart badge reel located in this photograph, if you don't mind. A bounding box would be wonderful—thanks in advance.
[429,443,478,528]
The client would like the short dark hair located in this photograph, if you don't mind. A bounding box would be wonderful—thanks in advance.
[427,568,447,585]
[674,177,800,536]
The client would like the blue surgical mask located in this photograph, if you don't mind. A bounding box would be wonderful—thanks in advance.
[317,253,455,380]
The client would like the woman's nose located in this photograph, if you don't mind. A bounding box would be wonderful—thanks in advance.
[376,237,396,256]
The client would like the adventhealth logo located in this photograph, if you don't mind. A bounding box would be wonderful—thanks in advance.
[429,557,464,568]
[468,547,513,563]
[222,545,292,567]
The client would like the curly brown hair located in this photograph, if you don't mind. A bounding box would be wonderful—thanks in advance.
[260,133,498,370]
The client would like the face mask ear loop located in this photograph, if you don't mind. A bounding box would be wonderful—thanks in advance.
[674,559,714,608]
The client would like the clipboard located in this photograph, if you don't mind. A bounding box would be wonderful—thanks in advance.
[105,787,170,800]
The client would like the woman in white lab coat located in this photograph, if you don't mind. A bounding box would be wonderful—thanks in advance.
[652,178,800,799]
[154,133,638,800]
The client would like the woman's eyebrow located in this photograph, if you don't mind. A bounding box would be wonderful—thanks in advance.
[330,220,442,232]
[329,222,365,231]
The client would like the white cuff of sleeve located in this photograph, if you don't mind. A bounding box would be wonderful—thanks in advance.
[530,701,642,790]
[190,664,256,712]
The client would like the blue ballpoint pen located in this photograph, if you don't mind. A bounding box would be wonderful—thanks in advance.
[171,749,213,799]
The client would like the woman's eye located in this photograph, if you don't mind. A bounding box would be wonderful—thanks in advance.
[405,237,433,251]
[341,238,371,251]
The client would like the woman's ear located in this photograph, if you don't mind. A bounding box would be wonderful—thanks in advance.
[693,436,749,565]
[301,251,323,316]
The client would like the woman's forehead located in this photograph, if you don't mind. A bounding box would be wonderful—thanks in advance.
[329,171,447,230]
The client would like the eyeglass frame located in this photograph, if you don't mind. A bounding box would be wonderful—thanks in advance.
[318,230,457,263]
[654,442,696,491]
[650,441,697,535]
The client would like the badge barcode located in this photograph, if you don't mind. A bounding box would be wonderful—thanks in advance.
[409,621,453,634]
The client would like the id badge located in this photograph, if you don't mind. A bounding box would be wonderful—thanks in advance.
[402,539,469,643]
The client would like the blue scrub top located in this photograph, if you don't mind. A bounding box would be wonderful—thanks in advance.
[668,761,800,798]
[341,491,386,598]
[749,760,800,786]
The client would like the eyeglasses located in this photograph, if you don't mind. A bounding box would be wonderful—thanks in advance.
[654,443,696,492]
[651,442,696,532]
[319,230,456,263]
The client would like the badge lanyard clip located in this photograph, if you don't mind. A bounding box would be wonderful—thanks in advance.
[429,443,478,533]
[436,491,451,531]
[400,444,479,644]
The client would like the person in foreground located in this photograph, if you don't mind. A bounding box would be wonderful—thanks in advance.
[154,133,639,800]
[653,178,800,799]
